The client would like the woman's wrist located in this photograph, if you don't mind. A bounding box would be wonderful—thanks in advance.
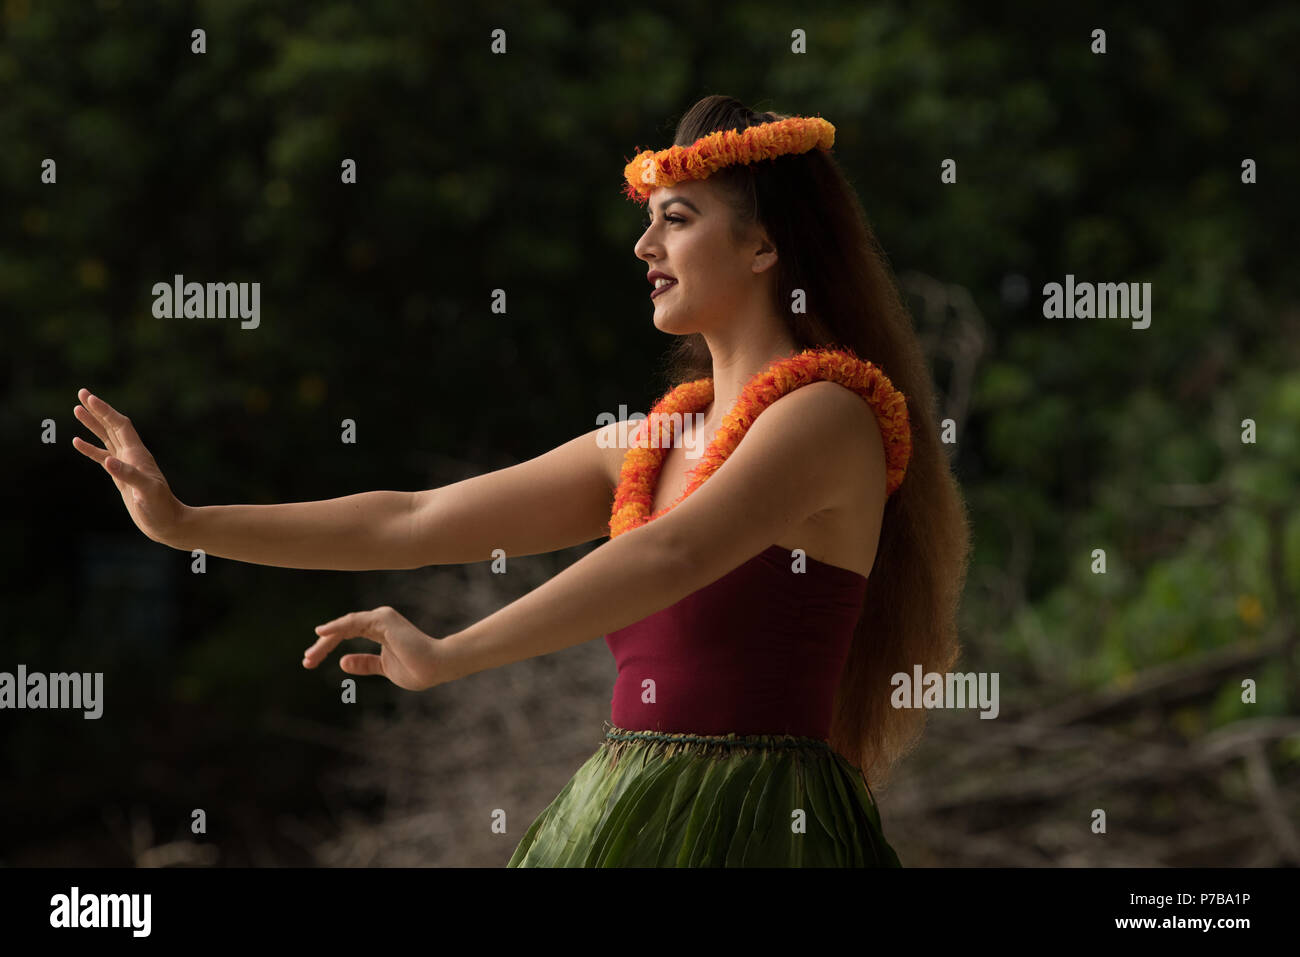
[165,503,199,550]
[434,629,479,686]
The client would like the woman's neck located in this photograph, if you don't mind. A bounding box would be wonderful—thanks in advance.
[701,327,801,424]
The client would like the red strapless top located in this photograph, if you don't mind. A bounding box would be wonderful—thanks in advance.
[604,545,868,738]
[601,347,912,741]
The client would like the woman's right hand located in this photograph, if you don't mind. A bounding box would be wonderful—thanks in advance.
[72,389,189,546]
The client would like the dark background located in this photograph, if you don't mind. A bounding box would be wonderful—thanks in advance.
[2,0,1297,866]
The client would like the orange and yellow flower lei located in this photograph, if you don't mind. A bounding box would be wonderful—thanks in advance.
[608,346,912,539]
[622,116,836,204]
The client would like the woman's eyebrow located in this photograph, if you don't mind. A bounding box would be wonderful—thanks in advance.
[657,197,701,214]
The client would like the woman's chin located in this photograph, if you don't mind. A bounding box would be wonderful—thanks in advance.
[652,309,694,335]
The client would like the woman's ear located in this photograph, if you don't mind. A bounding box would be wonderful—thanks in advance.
[751,233,778,274]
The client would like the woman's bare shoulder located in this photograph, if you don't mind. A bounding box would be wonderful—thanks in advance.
[776,381,887,499]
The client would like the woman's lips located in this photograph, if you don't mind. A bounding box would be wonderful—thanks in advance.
[650,280,678,299]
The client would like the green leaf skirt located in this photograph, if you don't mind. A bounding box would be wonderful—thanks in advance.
[507,722,902,867]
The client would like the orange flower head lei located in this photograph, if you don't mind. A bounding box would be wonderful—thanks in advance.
[622,115,836,204]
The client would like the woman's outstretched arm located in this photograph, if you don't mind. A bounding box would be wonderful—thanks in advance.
[74,387,626,571]
[174,422,621,571]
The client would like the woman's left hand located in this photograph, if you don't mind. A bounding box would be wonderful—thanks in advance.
[304,606,447,691]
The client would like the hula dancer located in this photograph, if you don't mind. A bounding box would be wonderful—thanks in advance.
[505,97,969,865]
[74,94,970,867]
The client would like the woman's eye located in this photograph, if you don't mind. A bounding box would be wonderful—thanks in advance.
[643,215,684,228]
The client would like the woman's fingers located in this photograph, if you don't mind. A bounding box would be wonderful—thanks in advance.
[302,632,343,667]
[303,609,387,668]
[337,653,385,676]
[73,401,112,447]
[76,389,128,457]
[82,389,123,423]
[81,390,141,450]
[316,609,388,642]
[71,434,110,466]
[76,388,114,437]
[302,629,345,667]
[71,436,131,493]
[73,430,141,484]
[302,606,437,690]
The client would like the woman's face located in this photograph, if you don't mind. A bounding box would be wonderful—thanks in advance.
[634,179,776,335]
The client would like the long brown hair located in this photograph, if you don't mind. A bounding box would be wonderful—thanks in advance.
[658,95,971,789]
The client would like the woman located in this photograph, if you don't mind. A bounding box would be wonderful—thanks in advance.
[72,95,970,867]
